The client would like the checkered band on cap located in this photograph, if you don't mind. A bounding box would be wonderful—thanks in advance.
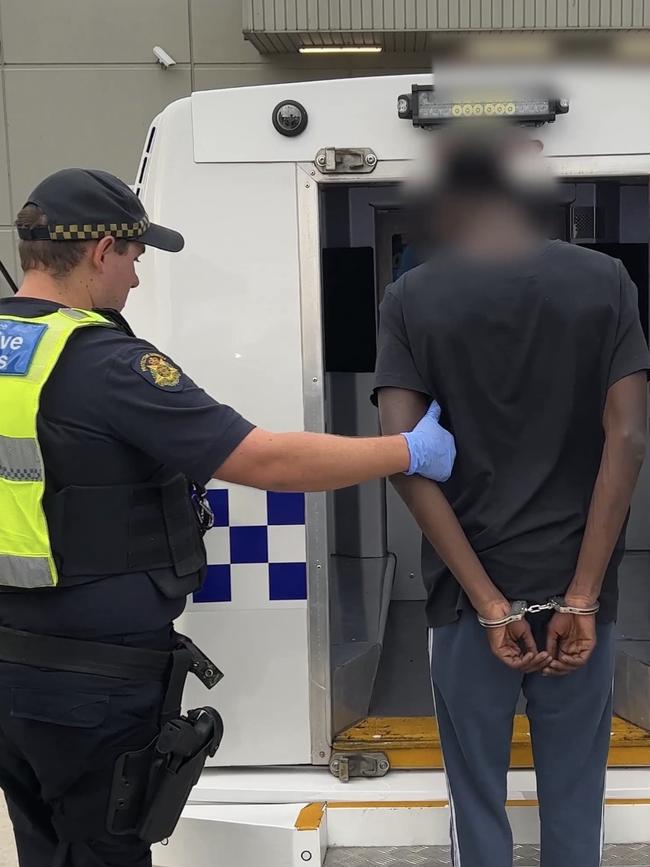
[49,217,150,242]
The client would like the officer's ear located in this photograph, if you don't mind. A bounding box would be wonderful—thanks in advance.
[91,235,117,271]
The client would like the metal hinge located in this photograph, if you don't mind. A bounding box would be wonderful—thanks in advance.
[329,751,390,782]
[315,147,378,174]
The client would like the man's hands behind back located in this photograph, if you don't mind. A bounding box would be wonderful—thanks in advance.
[480,599,597,676]
[542,604,597,676]
[480,600,550,674]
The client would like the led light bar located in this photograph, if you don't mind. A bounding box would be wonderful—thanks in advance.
[399,85,569,128]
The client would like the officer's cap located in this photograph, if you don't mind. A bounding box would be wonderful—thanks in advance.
[17,168,184,252]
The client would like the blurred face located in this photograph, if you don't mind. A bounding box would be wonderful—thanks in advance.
[424,124,550,248]
[90,238,145,311]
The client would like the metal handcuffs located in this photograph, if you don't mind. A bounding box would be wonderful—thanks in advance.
[477,597,600,629]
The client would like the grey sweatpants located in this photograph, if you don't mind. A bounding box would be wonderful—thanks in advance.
[429,612,615,867]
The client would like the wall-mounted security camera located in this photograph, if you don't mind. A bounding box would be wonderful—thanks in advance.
[153,46,176,69]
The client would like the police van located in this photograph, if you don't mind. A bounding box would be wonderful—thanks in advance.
[125,66,650,866]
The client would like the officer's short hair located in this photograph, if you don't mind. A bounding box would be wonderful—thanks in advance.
[16,204,130,279]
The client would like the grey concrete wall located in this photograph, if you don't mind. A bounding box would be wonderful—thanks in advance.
[0,0,428,295]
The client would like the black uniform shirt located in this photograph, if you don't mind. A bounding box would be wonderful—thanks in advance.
[374,241,650,627]
[0,297,254,640]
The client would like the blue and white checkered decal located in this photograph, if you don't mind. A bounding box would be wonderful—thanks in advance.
[193,488,307,605]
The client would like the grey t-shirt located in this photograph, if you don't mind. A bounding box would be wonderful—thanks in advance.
[374,240,650,627]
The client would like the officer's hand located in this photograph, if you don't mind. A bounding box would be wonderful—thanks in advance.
[402,401,456,482]
[543,611,597,677]
[481,601,550,673]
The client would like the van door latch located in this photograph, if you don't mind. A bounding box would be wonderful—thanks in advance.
[315,148,378,174]
[329,751,390,782]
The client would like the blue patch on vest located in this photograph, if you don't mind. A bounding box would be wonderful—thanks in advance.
[0,321,48,375]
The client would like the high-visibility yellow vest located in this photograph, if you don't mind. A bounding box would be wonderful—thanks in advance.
[0,307,115,588]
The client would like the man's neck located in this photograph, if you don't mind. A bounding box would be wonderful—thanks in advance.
[452,203,542,262]
[460,227,542,261]
[16,271,93,309]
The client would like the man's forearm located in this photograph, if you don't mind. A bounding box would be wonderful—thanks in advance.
[391,473,507,617]
[378,386,506,617]
[569,428,646,603]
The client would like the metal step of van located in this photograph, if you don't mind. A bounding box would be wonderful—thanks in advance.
[333,714,650,771]
[324,844,650,867]
[154,767,650,867]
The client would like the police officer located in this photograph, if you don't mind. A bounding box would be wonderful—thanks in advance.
[0,168,454,867]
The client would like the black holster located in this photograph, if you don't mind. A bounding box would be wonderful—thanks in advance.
[106,633,224,843]
[0,626,225,845]
[107,706,224,843]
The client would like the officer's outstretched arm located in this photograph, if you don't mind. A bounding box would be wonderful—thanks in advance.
[99,344,448,492]
[214,405,454,493]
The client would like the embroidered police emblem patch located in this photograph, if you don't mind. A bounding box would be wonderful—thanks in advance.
[137,352,182,389]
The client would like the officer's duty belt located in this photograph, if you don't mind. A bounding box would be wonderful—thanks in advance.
[0,626,223,689]
[0,626,222,725]
[0,625,173,681]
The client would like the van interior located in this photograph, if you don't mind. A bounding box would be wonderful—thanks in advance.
[320,177,650,747]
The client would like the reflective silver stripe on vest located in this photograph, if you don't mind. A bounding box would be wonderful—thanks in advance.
[0,435,42,482]
[0,554,52,588]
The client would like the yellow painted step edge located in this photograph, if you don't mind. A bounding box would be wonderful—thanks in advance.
[295,802,326,831]
[326,799,650,809]
[295,799,650,831]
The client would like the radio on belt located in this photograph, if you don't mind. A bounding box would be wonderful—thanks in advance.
[398,84,569,128]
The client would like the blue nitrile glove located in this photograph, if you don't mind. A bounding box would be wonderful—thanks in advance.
[402,401,456,481]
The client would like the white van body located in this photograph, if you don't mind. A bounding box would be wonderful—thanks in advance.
[124,68,650,866]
